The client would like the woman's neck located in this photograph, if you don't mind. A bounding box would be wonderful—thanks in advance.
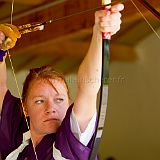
[30,129,45,147]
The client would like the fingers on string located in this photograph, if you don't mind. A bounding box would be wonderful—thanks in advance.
[0,24,21,50]
[4,23,21,38]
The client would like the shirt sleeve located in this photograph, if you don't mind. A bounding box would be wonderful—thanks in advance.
[70,109,97,146]
[0,90,27,159]
[55,105,98,160]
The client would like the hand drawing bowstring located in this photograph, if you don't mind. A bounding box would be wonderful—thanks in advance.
[7,0,160,160]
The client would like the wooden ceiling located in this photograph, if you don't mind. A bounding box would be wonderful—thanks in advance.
[0,0,160,74]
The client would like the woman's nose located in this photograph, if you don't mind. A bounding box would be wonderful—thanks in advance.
[45,102,56,114]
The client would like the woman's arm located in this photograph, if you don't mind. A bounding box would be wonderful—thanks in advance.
[0,24,20,114]
[0,31,8,114]
[0,61,7,114]
[73,4,124,132]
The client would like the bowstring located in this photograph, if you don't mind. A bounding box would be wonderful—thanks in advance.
[130,0,160,40]
[9,0,38,159]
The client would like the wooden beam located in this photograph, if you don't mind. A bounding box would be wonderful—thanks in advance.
[7,0,99,52]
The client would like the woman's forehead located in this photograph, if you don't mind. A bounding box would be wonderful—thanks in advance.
[28,79,68,95]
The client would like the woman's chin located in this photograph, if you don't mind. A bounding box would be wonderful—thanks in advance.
[45,124,60,134]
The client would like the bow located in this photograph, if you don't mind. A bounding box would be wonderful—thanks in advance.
[89,0,111,159]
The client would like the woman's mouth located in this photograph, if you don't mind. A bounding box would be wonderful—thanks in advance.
[44,118,59,122]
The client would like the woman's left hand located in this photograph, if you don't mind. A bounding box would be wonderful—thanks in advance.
[94,3,124,36]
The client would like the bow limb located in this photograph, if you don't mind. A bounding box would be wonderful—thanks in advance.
[130,0,160,40]
[89,0,111,160]
[137,0,160,20]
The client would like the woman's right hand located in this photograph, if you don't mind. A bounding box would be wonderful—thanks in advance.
[0,24,21,51]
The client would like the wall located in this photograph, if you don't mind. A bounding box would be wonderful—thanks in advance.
[98,28,160,160]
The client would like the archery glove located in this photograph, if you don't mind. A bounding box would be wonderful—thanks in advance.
[0,23,21,51]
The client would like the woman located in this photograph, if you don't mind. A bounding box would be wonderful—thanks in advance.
[0,4,124,160]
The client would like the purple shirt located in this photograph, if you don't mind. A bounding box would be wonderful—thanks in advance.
[0,90,98,160]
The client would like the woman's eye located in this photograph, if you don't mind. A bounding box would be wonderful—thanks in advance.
[35,100,44,104]
[56,98,64,103]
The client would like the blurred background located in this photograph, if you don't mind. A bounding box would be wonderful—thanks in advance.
[0,0,160,159]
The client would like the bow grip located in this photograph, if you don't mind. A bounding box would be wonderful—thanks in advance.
[102,0,111,39]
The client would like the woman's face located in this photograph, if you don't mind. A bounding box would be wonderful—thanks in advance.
[24,78,69,136]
